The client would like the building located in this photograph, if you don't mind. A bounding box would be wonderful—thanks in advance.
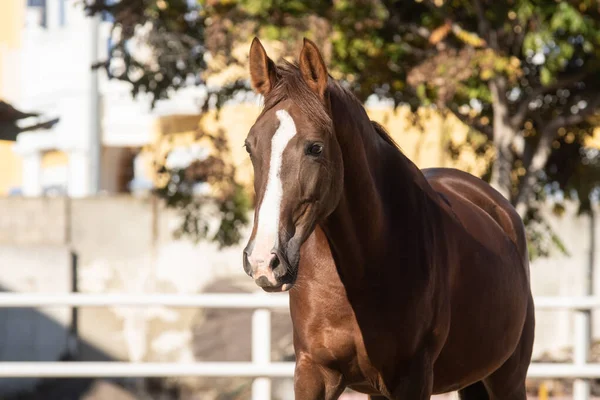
[0,0,204,197]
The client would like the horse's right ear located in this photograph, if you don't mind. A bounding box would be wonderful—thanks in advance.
[249,37,278,96]
[299,38,328,99]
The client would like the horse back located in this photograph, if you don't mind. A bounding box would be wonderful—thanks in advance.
[421,168,533,391]
[423,167,529,281]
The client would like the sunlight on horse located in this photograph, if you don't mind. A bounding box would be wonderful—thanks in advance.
[242,37,534,400]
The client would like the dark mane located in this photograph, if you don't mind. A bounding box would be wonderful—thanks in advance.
[263,60,402,154]
[370,120,401,151]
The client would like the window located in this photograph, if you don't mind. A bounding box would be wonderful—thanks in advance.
[59,0,66,27]
[28,0,68,28]
[27,0,47,28]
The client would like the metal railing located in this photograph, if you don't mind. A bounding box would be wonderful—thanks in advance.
[0,293,599,400]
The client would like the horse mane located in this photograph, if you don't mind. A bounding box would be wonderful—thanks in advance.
[370,120,401,152]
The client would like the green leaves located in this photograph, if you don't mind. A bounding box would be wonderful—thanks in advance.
[540,67,552,86]
[551,2,589,34]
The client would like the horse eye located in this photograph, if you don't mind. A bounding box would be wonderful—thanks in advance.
[244,142,251,154]
[306,143,323,156]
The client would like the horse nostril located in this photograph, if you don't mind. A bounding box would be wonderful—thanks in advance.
[269,253,281,271]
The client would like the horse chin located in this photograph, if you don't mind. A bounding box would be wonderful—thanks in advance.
[261,282,294,293]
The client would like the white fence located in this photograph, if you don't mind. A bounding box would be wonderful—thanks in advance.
[0,293,598,400]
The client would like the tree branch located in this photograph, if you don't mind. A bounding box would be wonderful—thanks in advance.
[514,95,600,215]
[544,96,600,133]
[472,0,497,49]
[17,118,60,133]
[511,71,593,128]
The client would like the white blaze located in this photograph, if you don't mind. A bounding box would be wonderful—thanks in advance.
[253,110,297,261]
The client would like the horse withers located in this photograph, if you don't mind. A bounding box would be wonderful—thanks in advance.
[242,37,534,400]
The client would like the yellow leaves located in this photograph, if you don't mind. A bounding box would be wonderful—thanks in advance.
[509,56,521,70]
[480,68,493,80]
[451,24,486,48]
[558,127,566,136]
[584,127,600,149]
[428,22,487,48]
[522,120,537,138]
[512,160,526,179]
[429,21,452,45]
[392,80,405,91]
[473,49,522,83]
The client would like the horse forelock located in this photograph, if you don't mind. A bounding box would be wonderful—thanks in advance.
[261,60,333,133]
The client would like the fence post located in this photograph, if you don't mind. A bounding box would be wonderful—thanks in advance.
[252,308,271,400]
[574,309,591,400]
[575,209,596,400]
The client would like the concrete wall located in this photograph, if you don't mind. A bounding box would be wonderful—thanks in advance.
[0,195,252,395]
[0,245,72,395]
[0,195,598,395]
[530,203,600,360]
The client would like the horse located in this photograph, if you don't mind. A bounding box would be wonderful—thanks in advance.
[241,37,534,400]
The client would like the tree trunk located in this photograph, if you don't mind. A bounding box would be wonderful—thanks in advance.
[513,126,556,217]
[488,78,516,200]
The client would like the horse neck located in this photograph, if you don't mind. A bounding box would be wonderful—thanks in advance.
[321,89,422,284]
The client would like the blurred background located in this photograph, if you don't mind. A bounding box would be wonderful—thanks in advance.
[1,0,600,399]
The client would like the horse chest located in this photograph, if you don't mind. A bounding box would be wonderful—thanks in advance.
[291,291,428,391]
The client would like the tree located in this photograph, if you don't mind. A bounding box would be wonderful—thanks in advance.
[152,123,250,248]
[85,0,600,258]
[84,0,251,248]
[0,100,59,141]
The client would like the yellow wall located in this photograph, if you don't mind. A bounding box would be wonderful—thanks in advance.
[41,150,69,169]
[0,1,24,44]
[147,103,488,193]
[0,140,22,194]
[0,0,25,195]
[0,0,25,88]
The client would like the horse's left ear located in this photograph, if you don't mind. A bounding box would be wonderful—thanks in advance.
[249,37,278,96]
[299,38,328,99]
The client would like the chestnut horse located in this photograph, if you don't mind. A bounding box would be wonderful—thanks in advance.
[242,37,534,400]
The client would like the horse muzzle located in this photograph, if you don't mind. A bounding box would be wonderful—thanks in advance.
[243,247,296,292]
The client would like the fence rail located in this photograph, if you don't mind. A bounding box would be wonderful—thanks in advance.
[0,292,289,308]
[0,293,598,400]
[2,293,599,309]
[0,362,296,378]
